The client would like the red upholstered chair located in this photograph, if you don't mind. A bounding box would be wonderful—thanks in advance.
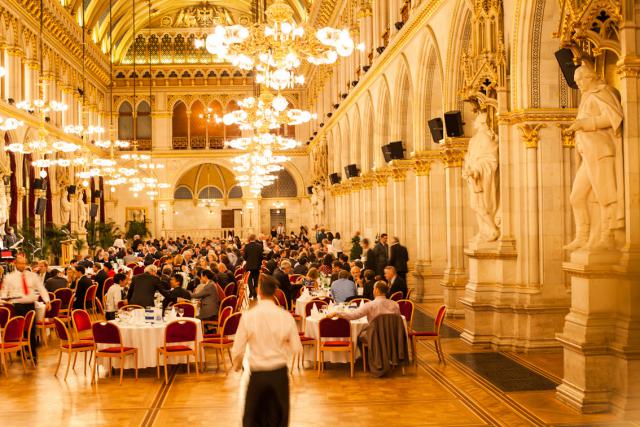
[223,282,236,297]
[54,288,74,317]
[390,291,404,301]
[406,288,413,300]
[215,283,226,303]
[273,288,288,310]
[397,300,415,332]
[37,299,61,346]
[153,260,161,267]
[410,305,446,365]
[52,317,94,380]
[126,263,137,269]
[83,284,99,318]
[157,320,199,384]
[349,298,371,306]
[21,310,36,368]
[173,302,196,318]
[203,306,232,339]
[0,316,26,376]
[318,317,354,378]
[120,304,143,311]
[304,300,328,319]
[0,307,10,333]
[132,266,145,276]
[0,302,15,317]
[233,266,245,276]
[102,277,115,305]
[200,312,242,373]
[72,309,94,343]
[91,321,138,385]
[288,274,304,284]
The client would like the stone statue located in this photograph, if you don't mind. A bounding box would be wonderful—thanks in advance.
[0,181,8,237]
[565,62,625,251]
[77,190,88,232]
[60,188,71,226]
[463,112,500,244]
[310,187,319,227]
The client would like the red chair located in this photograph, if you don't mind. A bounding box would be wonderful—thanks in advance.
[52,317,94,380]
[223,282,236,297]
[72,309,94,343]
[273,288,289,310]
[54,288,74,316]
[410,305,447,365]
[318,317,354,378]
[349,298,371,306]
[91,321,138,385]
[37,299,62,347]
[288,274,304,284]
[157,320,199,384]
[83,284,99,317]
[233,266,244,276]
[126,263,137,269]
[304,300,328,318]
[173,302,196,318]
[153,260,161,267]
[21,310,36,367]
[390,291,404,301]
[406,288,413,300]
[0,302,15,317]
[203,306,232,339]
[0,307,10,332]
[215,283,226,302]
[132,266,145,275]
[397,300,415,332]
[0,316,26,376]
[200,312,242,373]
[102,277,115,304]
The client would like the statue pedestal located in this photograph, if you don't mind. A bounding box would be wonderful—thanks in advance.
[412,260,444,302]
[557,249,640,415]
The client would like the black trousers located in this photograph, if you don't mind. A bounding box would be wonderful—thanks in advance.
[248,270,260,298]
[243,367,289,427]
[13,303,37,361]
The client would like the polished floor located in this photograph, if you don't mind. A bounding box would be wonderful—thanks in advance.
[0,305,637,427]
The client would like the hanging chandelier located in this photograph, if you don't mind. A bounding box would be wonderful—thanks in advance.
[225,133,299,151]
[196,0,363,91]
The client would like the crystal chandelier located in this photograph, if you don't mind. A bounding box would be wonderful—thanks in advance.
[196,0,364,91]
[225,133,300,151]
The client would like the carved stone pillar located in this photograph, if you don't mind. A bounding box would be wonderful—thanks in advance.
[6,47,22,100]
[390,165,407,245]
[16,187,25,228]
[373,170,389,234]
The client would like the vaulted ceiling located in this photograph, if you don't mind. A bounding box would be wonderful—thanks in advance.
[65,0,310,63]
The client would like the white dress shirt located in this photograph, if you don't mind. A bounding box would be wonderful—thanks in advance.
[0,270,50,304]
[105,283,124,313]
[232,299,302,372]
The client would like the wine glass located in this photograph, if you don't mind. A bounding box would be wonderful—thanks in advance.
[177,308,184,318]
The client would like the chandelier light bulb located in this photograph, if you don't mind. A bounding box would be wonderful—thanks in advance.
[39,170,47,178]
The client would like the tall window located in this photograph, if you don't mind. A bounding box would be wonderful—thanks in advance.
[137,101,151,140]
[118,101,133,140]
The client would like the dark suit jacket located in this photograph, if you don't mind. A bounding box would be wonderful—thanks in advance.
[73,276,94,309]
[216,271,234,288]
[363,280,375,300]
[389,244,409,274]
[364,249,376,272]
[94,270,108,297]
[45,276,68,293]
[126,273,162,307]
[143,253,156,266]
[372,243,389,276]
[388,276,407,299]
[293,263,308,275]
[160,287,191,314]
[243,241,264,271]
[273,268,293,302]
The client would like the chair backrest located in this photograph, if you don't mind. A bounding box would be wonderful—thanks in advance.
[397,299,414,330]
[215,283,226,302]
[53,317,71,342]
[305,300,328,317]
[132,266,145,275]
[54,288,74,310]
[224,282,236,297]
[72,309,92,334]
[294,286,304,300]
[274,288,288,310]
[92,321,122,345]
[85,284,98,304]
[350,298,371,306]
[23,310,35,337]
[126,263,137,269]
[3,316,25,343]
[319,317,351,339]
[102,277,115,300]
[390,291,403,301]
[220,295,237,314]
[289,274,304,284]
[434,305,447,335]
[218,306,232,330]
[0,307,10,328]
[406,288,413,299]
[233,266,244,276]
[165,320,197,344]
[120,304,143,311]
[173,302,196,318]
[45,299,62,319]
[48,292,56,302]
[153,259,161,267]
[221,312,242,337]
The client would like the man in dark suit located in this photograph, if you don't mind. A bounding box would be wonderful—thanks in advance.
[126,265,163,307]
[216,263,235,288]
[93,263,110,298]
[71,265,94,309]
[159,274,191,315]
[372,234,389,276]
[272,260,293,305]
[388,237,409,281]
[384,266,407,299]
[44,269,68,293]
[243,234,264,299]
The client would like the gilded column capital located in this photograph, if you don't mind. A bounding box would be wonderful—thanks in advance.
[440,147,465,168]
[518,123,546,149]
[373,169,390,186]
[347,176,363,192]
[360,173,375,189]
[557,124,575,148]
[618,55,640,78]
[413,159,432,176]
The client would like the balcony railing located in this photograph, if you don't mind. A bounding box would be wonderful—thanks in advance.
[172,136,227,150]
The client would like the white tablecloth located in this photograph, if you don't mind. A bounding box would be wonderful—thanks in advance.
[98,318,203,369]
[295,291,331,317]
[303,315,368,363]
[35,301,46,322]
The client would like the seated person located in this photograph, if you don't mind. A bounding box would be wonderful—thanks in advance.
[216,262,235,288]
[329,281,400,323]
[188,269,220,322]
[304,267,320,289]
[330,270,357,303]
[384,266,407,299]
[126,265,163,307]
[160,274,191,315]
[361,269,376,300]
[44,269,68,293]
[105,273,127,320]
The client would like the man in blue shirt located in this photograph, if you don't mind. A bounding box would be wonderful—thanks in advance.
[331,270,357,303]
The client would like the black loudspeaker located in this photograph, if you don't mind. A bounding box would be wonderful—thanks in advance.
[306,186,313,195]
[329,173,341,185]
[67,185,76,195]
[344,164,360,178]
[444,111,464,137]
[376,46,385,54]
[388,141,405,160]
[35,197,46,216]
[93,190,102,198]
[33,178,47,190]
[89,203,98,218]
[555,48,579,90]
[394,21,404,30]
[428,117,444,143]
[381,145,393,163]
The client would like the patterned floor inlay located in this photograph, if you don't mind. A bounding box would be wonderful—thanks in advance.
[450,352,559,392]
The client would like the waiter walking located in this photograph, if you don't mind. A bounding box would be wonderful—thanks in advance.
[0,254,50,364]
[232,275,302,427]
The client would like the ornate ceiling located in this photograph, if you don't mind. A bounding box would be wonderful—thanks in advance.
[65,0,310,64]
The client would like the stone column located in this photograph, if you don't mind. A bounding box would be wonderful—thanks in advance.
[374,170,389,234]
[440,143,467,317]
[390,165,407,245]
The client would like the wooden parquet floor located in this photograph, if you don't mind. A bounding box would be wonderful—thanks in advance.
[0,305,637,427]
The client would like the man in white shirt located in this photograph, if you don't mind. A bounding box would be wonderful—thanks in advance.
[232,275,302,427]
[0,254,50,364]
[105,273,127,320]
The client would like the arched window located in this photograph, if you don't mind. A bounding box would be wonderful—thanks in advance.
[198,186,223,199]
[137,101,151,140]
[209,101,224,148]
[172,101,188,149]
[261,169,297,198]
[174,186,193,199]
[118,101,133,140]
[190,101,205,148]
[228,186,243,199]
[225,100,241,139]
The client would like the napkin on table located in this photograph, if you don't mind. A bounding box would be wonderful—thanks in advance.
[310,304,319,318]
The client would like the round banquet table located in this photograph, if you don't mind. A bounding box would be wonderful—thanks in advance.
[98,318,203,369]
